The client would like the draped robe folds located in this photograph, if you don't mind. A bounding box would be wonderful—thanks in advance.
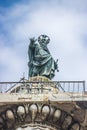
[28,41,57,79]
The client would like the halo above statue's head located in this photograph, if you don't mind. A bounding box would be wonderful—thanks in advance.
[38,35,50,45]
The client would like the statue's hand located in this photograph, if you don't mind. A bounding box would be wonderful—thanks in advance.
[55,59,59,72]
[30,37,37,44]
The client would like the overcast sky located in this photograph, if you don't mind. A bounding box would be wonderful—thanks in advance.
[0,0,87,88]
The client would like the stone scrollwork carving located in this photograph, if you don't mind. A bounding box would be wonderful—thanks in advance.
[0,103,84,130]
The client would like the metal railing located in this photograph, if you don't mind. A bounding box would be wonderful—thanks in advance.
[0,80,85,94]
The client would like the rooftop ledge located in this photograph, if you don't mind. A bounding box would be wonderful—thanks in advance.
[0,76,86,102]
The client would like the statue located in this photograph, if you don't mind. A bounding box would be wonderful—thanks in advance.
[28,35,59,79]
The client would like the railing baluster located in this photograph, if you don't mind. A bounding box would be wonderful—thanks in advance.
[63,82,65,92]
[78,82,79,92]
[68,82,70,92]
[83,81,85,93]
[73,83,74,93]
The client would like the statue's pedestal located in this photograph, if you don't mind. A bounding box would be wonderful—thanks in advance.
[28,76,59,94]
[29,76,51,82]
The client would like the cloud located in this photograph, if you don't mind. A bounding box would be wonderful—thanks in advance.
[0,42,27,81]
[0,0,87,91]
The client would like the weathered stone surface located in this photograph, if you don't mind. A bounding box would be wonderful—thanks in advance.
[62,116,72,129]
[70,123,80,130]
[73,109,85,122]
[0,76,86,130]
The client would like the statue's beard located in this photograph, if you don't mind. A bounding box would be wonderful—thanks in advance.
[40,43,50,54]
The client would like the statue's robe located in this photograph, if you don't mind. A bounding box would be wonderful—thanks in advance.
[28,42,56,79]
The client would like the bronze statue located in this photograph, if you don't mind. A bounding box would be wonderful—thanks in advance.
[28,35,58,79]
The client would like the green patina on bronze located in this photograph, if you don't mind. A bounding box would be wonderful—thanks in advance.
[28,35,59,79]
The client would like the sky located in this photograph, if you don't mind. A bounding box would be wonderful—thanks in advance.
[0,0,87,88]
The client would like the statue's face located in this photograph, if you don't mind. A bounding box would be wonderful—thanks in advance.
[38,35,50,45]
[39,39,49,45]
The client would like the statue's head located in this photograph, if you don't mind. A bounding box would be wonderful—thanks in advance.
[38,35,50,45]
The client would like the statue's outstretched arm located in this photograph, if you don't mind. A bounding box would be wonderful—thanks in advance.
[29,37,37,46]
[28,37,37,67]
[28,37,37,57]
